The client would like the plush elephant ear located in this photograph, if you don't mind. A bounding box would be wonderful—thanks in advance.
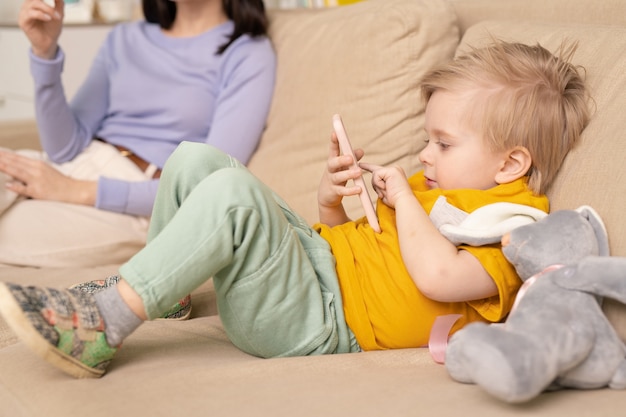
[576,206,610,256]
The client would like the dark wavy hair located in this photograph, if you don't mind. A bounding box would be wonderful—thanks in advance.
[142,0,268,55]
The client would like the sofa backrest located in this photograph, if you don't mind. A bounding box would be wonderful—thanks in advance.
[249,0,460,224]
[451,0,626,36]
[253,0,625,259]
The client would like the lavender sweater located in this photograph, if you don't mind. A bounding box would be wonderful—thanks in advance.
[30,20,276,216]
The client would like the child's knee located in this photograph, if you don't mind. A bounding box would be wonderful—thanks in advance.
[168,142,213,166]
[212,167,257,191]
[164,142,235,179]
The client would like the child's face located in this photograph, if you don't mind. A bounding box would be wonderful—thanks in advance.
[420,89,507,190]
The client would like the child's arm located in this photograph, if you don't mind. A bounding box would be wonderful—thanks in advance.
[360,162,498,303]
[318,132,366,227]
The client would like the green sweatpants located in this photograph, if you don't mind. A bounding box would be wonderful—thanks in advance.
[120,142,359,357]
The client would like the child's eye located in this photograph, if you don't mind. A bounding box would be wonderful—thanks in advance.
[424,137,450,149]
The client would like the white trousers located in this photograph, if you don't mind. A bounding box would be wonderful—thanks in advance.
[0,141,151,268]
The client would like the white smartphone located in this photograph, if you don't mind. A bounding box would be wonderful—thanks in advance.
[332,114,381,233]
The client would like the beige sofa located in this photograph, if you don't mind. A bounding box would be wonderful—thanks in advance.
[1,0,626,415]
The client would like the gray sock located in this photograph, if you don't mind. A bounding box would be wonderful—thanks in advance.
[94,287,143,346]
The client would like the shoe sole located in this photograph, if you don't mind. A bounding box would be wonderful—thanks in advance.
[0,283,105,379]
[155,305,192,321]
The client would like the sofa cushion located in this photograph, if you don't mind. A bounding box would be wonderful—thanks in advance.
[0,121,40,151]
[249,0,460,224]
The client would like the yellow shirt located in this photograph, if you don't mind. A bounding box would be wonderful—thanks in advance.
[314,171,548,351]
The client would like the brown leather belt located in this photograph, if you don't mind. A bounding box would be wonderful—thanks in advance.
[97,138,161,178]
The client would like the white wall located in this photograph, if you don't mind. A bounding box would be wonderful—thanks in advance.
[0,25,112,121]
[0,0,291,22]
[0,0,21,23]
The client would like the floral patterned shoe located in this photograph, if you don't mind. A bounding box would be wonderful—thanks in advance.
[0,282,118,378]
[70,275,192,321]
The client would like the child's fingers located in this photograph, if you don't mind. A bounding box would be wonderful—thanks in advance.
[331,167,361,186]
[327,154,357,175]
[359,162,382,173]
[328,131,341,157]
[339,183,364,197]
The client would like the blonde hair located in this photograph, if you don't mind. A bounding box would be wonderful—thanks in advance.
[420,40,591,194]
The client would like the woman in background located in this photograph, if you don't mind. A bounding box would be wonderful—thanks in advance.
[0,0,276,268]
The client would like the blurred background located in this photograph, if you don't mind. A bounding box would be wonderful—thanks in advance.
[0,0,364,23]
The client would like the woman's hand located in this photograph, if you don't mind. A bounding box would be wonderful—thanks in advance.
[19,0,64,59]
[317,132,365,226]
[359,162,412,209]
[0,151,97,206]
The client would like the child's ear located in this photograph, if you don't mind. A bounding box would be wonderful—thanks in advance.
[495,146,532,184]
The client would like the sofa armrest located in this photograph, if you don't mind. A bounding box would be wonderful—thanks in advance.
[0,120,40,151]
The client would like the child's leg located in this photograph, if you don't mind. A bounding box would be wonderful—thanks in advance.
[120,143,356,357]
[0,144,243,378]
[0,142,356,378]
[145,142,245,243]
[72,143,244,319]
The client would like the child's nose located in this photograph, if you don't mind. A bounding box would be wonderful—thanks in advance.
[419,145,431,166]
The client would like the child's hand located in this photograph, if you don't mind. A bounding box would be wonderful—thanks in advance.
[317,132,365,226]
[359,162,412,209]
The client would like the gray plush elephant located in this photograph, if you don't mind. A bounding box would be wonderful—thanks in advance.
[445,206,626,403]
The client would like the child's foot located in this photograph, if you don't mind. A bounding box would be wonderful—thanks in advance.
[71,275,192,321]
[0,282,118,378]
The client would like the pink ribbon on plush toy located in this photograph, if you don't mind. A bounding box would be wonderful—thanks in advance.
[428,264,564,364]
[428,314,463,364]
[510,264,564,313]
